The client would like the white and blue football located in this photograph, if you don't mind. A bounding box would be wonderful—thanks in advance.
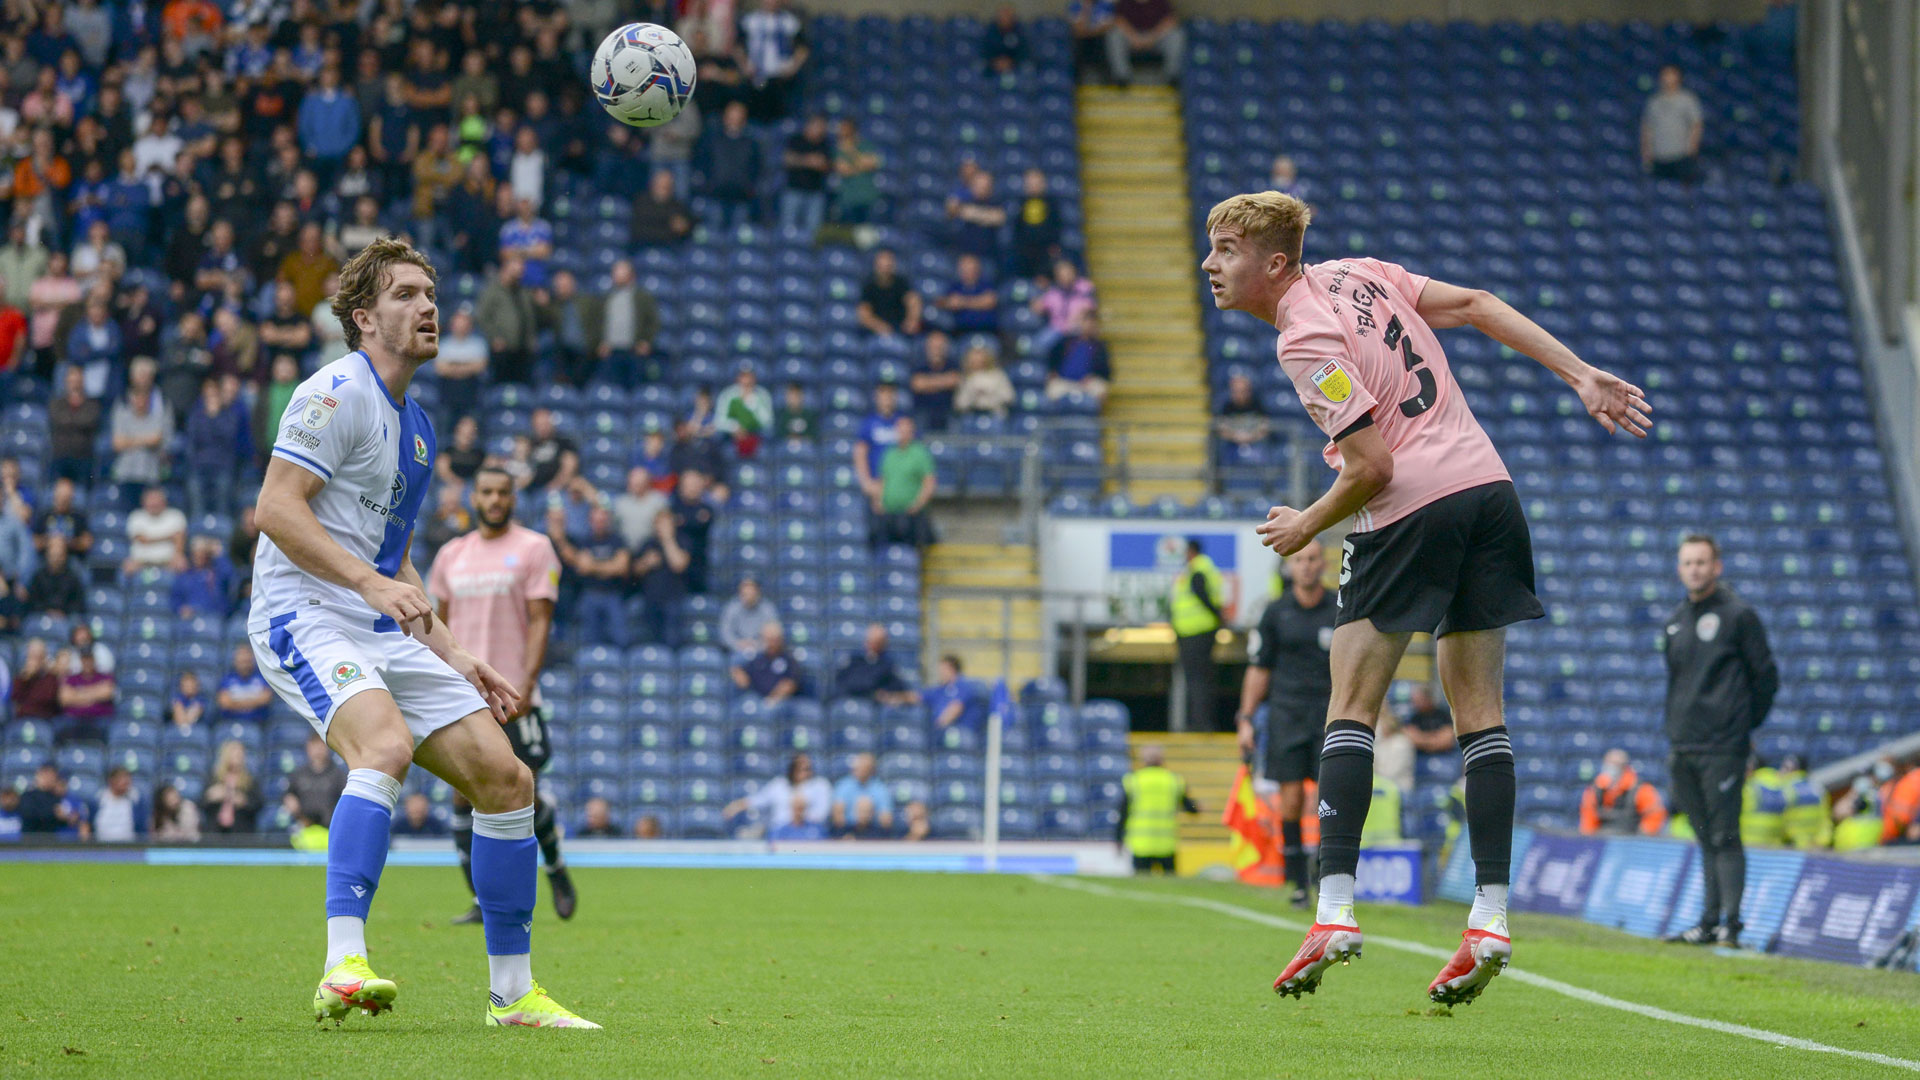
[590,22,697,128]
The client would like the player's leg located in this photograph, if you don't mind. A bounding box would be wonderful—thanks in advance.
[1274,621,1408,997]
[1436,628,1516,931]
[253,620,407,1022]
[413,713,598,1027]
[1315,620,1412,920]
[1424,485,1542,1003]
[319,690,417,966]
[1425,627,1517,1005]
[450,790,482,924]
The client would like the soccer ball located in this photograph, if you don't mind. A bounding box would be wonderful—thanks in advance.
[590,23,696,128]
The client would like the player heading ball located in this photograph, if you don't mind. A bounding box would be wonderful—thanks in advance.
[1201,191,1650,1006]
[251,236,598,1028]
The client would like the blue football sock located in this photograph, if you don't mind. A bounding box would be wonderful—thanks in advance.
[325,769,401,922]
[471,805,537,961]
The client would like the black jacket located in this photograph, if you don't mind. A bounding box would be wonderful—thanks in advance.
[1662,586,1779,754]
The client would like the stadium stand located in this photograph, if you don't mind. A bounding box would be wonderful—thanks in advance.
[0,10,1133,842]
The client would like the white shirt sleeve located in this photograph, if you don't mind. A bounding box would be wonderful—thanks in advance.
[270,378,366,483]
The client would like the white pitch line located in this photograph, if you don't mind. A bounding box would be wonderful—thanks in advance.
[1032,875,1920,1074]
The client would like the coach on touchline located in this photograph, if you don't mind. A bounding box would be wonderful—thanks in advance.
[1662,532,1778,948]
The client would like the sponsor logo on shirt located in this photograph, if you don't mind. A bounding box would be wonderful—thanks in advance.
[331,661,365,690]
[1310,360,1353,403]
[356,471,410,527]
[302,393,340,431]
[281,424,321,449]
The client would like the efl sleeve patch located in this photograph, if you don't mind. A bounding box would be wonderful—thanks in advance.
[1309,360,1353,403]
[301,392,341,430]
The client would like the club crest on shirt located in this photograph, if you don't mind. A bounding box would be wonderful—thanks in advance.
[1695,612,1720,642]
[302,393,340,430]
[1310,359,1353,403]
[331,661,364,689]
[413,433,429,465]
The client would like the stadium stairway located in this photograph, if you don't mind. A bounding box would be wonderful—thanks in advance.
[1128,731,1238,871]
[922,542,1047,685]
[1076,85,1210,503]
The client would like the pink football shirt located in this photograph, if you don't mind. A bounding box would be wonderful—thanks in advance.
[1275,258,1510,532]
[427,523,562,693]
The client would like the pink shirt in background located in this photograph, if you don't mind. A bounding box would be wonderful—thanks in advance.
[1275,257,1510,532]
[1037,278,1097,334]
[427,524,562,694]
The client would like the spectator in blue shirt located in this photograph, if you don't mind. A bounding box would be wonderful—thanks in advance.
[184,379,248,521]
[937,253,1000,336]
[925,654,989,729]
[852,379,904,501]
[833,623,919,705]
[169,536,233,620]
[296,67,362,181]
[499,196,555,289]
[732,621,802,703]
[1045,309,1112,406]
[169,670,208,733]
[65,293,122,394]
[216,646,273,725]
[831,752,896,838]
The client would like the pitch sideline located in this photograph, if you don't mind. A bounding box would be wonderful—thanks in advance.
[1032,874,1920,1074]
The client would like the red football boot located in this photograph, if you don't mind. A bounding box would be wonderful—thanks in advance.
[1273,919,1363,999]
[1427,928,1512,1006]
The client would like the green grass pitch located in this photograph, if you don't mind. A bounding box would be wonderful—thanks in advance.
[4,864,1919,1078]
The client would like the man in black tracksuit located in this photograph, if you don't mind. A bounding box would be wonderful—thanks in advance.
[1236,540,1337,909]
[1661,533,1778,946]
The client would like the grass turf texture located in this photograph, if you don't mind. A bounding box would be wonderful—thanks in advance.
[4,865,1919,1078]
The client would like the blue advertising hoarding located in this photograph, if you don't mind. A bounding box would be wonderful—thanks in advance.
[1772,857,1920,967]
[1581,836,1695,937]
[1511,832,1606,917]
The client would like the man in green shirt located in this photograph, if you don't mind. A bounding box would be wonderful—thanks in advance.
[872,416,935,548]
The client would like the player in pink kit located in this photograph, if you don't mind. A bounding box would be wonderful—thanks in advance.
[1200,192,1650,1005]
[428,466,577,921]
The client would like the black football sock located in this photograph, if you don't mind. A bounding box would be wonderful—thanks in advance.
[452,808,476,898]
[1314,719,1375,882]
[1280,818,1307,891]
[534,796,564,870]
[1460,725,1516,887]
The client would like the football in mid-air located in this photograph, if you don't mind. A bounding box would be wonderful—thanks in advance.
[590,22,696,128]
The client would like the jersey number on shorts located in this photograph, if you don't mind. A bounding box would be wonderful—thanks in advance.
[515,715,545,757]
[1381,315,1437,418]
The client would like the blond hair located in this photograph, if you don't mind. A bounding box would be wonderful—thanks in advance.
[331,236,437,351]
[1205,191,1312,267]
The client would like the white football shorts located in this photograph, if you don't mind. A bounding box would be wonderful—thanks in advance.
[251,605,490,745]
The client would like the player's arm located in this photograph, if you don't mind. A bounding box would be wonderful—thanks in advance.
[1414,279,1650,437]
[518,597,554,712]
[1255,422,1394,556]
[254,458,435,629]
[1234,665,1269,757]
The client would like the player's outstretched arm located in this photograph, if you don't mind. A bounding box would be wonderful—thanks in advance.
[256,458,437,627]
[1416,279,1651,437]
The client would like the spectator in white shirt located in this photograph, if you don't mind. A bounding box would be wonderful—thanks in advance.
[123,485,187,576]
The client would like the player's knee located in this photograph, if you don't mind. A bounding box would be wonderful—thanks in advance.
[473,760,535,814]
[342,733,414,779]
